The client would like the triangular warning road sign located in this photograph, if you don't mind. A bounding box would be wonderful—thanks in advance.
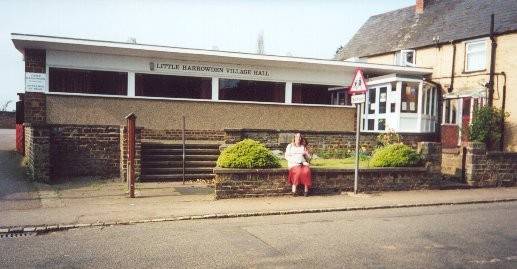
[349,69,367,93]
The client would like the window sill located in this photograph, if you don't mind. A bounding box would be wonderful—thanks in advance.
[462,68,487,74]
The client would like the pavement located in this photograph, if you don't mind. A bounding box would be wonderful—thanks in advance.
[1,128,517,234]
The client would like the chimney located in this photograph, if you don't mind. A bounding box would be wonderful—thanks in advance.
[416,0,426,14]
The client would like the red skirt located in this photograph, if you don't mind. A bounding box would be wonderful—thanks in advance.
[288,165,312,187]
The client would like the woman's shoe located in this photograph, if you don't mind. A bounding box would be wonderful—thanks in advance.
[292,192,298,197]
[303,191,309,197]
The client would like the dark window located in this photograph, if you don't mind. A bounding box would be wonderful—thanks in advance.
[378,119,386,131]
[430,88,436,116]
[445,99,451,123]
[368,88,376,114]
[220,79,285,103]
[292,83,338,105]
[135,73,211,99]
[379,87,387,114]
[400,82,418,113]
[368,119,374,130]
[49,68,127,95]
[425,88,431,115]
[390,103,396,113]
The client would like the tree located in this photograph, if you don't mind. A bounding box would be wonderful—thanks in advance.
[0,100,13,112]
[256,30,264,54]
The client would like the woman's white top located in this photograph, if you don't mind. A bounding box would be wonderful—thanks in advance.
[284,143,309,169]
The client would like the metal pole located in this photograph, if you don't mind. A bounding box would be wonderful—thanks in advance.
[354,104,360,194]
[182,115,186,185]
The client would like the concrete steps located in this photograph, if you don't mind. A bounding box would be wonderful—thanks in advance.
[140,142,221,182]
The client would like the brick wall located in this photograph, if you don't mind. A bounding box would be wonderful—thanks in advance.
[24,125,50,182]
[465,142,517,187]
[215,167,437,199]
[0,111,15,128]
[225,128,437,153]
[24,49,46,73]
[49,125,121,178]
[214,142,442,198]
[142,128,225,141]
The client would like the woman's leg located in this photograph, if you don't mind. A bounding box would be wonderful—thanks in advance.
[292,184,297,193]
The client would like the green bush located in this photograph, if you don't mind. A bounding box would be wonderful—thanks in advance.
[217,139,281,169]
[468,106,509,148]
[370,143,421,167]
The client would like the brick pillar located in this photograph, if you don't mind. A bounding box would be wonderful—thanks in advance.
[24,124,50,183]
[120,126,142,182]
[25,49,46,73]
[23,92,46,125]
[464,142,487,187]
[417,142,442,181]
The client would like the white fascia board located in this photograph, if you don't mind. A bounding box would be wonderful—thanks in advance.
[11,33,432,76]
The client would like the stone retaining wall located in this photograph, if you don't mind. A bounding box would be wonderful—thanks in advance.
[465,142,517,187]
[441,147,464,180]
[214,167,438,199]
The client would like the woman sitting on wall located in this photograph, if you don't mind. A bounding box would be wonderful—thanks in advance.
[284,133,312,196]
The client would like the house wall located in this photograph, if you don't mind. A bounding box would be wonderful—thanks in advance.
[366,32,517,151]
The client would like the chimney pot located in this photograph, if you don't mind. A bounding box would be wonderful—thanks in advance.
[416,0,425,14]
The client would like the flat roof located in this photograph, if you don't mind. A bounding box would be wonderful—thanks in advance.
[11,33,432,76]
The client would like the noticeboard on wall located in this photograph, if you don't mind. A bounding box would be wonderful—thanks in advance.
[25,72,46,91]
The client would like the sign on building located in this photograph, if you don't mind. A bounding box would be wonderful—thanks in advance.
[25,72,46,91]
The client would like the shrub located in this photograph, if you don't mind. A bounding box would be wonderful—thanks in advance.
[370,143,421,167]
[217,139,281,169]
[468,106,509,149]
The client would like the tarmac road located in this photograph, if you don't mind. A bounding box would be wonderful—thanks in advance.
[0,129,41,211]
[1,201,516,268]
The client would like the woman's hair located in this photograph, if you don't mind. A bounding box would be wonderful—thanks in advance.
[292,133,309,147]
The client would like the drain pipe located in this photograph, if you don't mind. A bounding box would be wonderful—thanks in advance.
[488,14,497,107]
[449,40,456,93]
[499,72,507,151]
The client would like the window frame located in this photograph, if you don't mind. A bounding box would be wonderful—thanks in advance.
[464,39,487,72]
[394,50,416,67]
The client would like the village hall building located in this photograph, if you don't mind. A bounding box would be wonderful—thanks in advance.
[12,33,438,182]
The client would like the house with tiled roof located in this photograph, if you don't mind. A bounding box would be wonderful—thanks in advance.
[337,0,517,153]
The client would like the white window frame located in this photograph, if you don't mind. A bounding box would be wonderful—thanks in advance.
[394,50,416,67]
[465,39,487,72]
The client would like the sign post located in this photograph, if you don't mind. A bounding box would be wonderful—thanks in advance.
[126,113,136,198]
[349,69,367,194]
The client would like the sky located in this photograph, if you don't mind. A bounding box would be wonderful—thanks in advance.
[0,0,414,111]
